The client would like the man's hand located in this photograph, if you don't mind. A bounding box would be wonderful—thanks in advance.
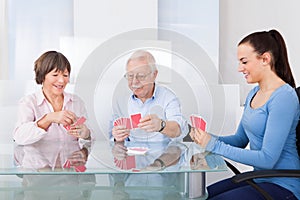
[112,126,130,142]
[112,142,127,161]
[138,114,161,132]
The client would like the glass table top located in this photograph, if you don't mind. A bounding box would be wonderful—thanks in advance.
[0,139,227,175]
[0,139,227,200]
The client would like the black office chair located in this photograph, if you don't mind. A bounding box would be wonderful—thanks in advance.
[226,87,300,200]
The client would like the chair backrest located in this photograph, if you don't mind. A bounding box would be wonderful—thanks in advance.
[295,87,300,157]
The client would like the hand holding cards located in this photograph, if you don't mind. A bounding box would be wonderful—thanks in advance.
[113,117,132,129]
[64,116,86,131]
[190,114,207,131]
[113,113,142,130]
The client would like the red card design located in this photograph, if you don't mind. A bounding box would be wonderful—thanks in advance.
[114,156,136,170]
[113,117,132,129]
[123,156,136,170]
[190,115,206,131]
[130,113,141,128]
[74,165,86,172]
[75,116,86,125]
[63,159,86,172]
[64,116,86,130]
[199,118,206,131]
[63,160,71,168]
[125,118,132,129]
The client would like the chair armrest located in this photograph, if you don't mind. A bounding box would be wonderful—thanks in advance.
[232,170,300,183]
[225,160,241,174]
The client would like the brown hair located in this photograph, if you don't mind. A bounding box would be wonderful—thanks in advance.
[238,29,295,88]
[34,51,71,84]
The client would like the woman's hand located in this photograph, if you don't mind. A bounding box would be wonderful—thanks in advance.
[68,123,90,139]
[49,110,77,126]
[68,148,88,166]
[37,110,77,130]
[189,127,211,148]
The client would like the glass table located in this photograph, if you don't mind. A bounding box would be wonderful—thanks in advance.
[0,139,227,199]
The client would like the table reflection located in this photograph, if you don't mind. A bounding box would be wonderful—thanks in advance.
[13,140,96,200]
[10,139,227,199]
[106,141,225,199]
[111,141,187,171]
[14,140,91,172]
[108,141,187,198]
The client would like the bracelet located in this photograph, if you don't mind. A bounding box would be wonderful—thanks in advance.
[154,158,166,169]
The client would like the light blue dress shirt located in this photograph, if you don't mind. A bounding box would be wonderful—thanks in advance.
[109,84,189,142]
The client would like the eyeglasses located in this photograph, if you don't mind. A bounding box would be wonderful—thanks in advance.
[124,72,152,81]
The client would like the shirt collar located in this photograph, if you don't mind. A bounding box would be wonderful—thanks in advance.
[131,83,157,101]
[36,88,73,106]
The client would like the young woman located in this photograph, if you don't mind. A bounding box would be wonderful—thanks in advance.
[190,30,300,199]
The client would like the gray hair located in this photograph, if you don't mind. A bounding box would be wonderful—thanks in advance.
[126,50,157,72]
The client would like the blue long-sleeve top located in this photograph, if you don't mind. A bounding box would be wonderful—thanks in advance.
[206,84,300,199]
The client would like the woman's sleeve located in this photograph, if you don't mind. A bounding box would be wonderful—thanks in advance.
[206,91,298,169]
[13,97,47,145]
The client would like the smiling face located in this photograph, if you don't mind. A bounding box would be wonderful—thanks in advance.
[126,58,157,102]
[237,43,265,84]
[42,68,69,97]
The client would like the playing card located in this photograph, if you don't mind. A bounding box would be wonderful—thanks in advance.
[64,116,86,130]
[122,156,136,170]
[63,160,71,168]
[75,116,86,125]
[199,117,207,131]
[130,113,141,128]
[190,114,206,131]
[127,147,149,155]
[125,118,132,129]
[74,165,86,172]
[190,115,195,127]
[113,118,120,126]
[113,117,132,129]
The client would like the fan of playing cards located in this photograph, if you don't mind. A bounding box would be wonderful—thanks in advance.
[190,114,207,131]
[63,159,86,172]
[113,113,142,129]
[64,116,86,130]
[114,155,136,170]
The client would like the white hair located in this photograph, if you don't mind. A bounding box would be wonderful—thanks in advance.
[126,50,157,72]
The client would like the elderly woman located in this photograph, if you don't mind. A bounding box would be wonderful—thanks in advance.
[13,51,91,145]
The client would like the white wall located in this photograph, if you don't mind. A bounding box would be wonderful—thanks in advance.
[73,0,157,38]
[0,0,8,79]
[220,0,300,104]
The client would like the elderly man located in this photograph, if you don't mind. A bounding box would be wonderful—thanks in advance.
[110,50,189,142]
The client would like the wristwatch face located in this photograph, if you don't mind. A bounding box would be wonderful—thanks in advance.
[159,120,166,132]
[161,120,166,128]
